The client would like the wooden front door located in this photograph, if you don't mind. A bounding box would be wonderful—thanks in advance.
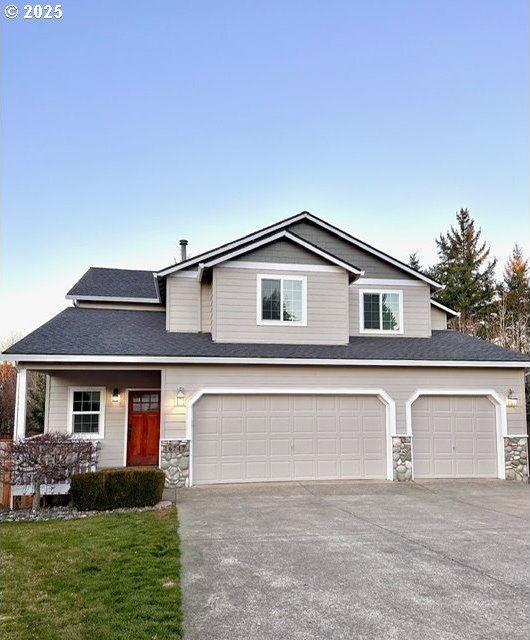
[127,390,161,466]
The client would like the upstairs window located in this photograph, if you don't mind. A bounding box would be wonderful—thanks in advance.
[68,387,105,438]
[360,290,403,333]
[258,275,307,325]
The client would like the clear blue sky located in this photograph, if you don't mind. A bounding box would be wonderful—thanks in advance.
[1,0,528,337]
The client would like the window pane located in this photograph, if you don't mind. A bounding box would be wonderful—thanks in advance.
[363,294,380,329]
[382,293,400,330]
[282,279,303,322]
[73,390,100,412]
[261,279,281,320]
[73,414,99,434]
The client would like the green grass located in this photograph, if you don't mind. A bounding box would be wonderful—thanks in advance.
[0,508,183,640]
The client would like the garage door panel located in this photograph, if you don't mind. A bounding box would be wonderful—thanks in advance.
[246,416,268,434]
[268,460,289,478]
[245,396,268,412]
[221,440,242,456]
[270,416,289,433]
[193,394,387,484]
[293,416,313,433]
[453,397,474,412]
[454,437,474,454]
[476,438,496,455]
[246,439,267,456]
[340,459,361,476]
[432,397,452,412]
[317,439,337,454]
[221,417,243,434]
[362,416,385,433]
[412,395,497,479]
[222,397,244,411]
[293,438,314,454]
[340,438,359,454]
[270,439,290,455]
[340,415,360,433]
[476,458,497,476]
[246,461,267,479]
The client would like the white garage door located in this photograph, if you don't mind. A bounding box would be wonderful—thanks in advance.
[193,394,387,485]
[412,396,498,478]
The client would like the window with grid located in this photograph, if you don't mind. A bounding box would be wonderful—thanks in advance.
[362,291,401,332]
[70,389,104,436]
[260,276,305,324]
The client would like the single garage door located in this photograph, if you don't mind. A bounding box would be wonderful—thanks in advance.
[193,394,387,485]
[412,396,498,478]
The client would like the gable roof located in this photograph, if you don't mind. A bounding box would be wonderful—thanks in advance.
[430,299,460,317]
[198,230,364,280]
[157,211,443,289]
[66,268,160,303]
[3,308,529,367]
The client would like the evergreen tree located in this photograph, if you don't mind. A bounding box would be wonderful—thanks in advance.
[408,251,422,272]
[431,208,496,334]
[27,372,47,434]
[494,244,530,352]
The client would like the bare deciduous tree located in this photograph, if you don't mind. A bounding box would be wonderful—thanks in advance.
[0,432,98,511]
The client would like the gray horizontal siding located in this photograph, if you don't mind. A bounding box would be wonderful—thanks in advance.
[163,364,526,439]
[240,239,329,264]
[288,220,416,280]
[349,283,431,337]
[431,306,448,330]
[213,266,349,344]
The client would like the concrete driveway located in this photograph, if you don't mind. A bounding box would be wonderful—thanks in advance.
[177,481,529,640]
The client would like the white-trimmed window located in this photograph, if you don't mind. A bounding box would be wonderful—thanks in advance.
[359,290,403,334]
[257,275,307,325]
[68,387,105,438]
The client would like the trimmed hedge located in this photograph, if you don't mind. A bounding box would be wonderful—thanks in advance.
[70,467,166,511]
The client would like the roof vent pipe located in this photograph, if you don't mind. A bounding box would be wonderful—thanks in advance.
[179,239,188,262]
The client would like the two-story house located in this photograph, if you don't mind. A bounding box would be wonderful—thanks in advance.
[4,212,529,492]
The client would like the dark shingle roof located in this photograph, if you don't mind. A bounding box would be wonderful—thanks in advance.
[67,268,159,301]
[4,308,529,363]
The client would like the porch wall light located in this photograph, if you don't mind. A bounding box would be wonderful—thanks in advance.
[111,388,120,404]
[176,388,185,407]
[506,389,518,408]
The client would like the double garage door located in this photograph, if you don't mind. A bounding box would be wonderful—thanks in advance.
[193,394,387,485]
[412,396,498,478]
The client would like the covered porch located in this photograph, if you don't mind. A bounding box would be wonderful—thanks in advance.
[14,367,166,469]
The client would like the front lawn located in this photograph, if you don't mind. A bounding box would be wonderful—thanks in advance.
[0,508,183,640]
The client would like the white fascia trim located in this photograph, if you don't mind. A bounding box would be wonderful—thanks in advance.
[157,212,441,289]
[65,295,161,304]
[222,260,343,273]
[169,270,199,278]
[430,299,460,317]
[157,213,310,276]
[355,278,424,287]
[201,230,364,276]
[303,214,443,289]
[5,354,530,367]
[185,387,397,484]
[405,388,507,479]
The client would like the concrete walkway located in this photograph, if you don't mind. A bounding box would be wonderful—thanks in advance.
[177,480,530,640]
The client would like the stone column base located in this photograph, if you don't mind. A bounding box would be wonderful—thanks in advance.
[160,439,190,488]
[504,437,528,482]
[392,436,412,481]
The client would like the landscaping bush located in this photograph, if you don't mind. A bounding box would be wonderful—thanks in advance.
[71,467,166,511]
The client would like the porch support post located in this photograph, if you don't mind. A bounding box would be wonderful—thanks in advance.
[14,368,27,440]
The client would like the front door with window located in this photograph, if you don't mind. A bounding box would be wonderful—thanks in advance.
[127,390,161,466]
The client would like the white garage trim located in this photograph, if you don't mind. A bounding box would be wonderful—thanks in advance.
[405,388,507,479]
[186,387,397,485]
